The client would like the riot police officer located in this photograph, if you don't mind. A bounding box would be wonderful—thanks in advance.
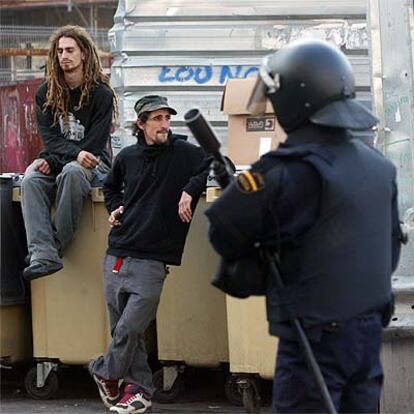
[205,39,402,413]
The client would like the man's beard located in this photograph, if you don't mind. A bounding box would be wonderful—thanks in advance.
[60,61,83,74]
[154,131,169,144]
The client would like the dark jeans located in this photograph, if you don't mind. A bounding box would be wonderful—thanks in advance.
[272,313,383,413]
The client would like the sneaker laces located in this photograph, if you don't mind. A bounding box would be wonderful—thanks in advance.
[119,384,145,404]
[125,393,141,404]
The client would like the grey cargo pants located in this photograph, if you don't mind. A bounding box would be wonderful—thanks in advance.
[90,255,167,398]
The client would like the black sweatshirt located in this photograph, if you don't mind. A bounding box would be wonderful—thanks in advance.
[35,81,113,173]
[103,134,210,265]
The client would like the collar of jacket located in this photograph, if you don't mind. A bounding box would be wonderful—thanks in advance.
[282,123,351,147]
[136,130,175,158]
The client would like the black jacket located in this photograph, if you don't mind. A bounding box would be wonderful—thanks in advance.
[206,124,401,338]
[103,133,209,265]
[36,81,113,173]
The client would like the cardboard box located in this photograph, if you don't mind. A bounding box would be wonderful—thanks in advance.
[221,78,286,166]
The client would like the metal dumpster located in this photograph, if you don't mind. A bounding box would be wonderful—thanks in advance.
[204,187,277,411]
[21,187,111,399]
[0,174,32,367]
[19,187,156,399]
[0,305,32,366]
[225,297,277,407]
[154,196,229,402]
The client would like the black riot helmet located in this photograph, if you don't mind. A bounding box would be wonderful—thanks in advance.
[247,39,378,132]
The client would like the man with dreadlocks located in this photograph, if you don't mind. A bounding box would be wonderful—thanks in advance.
[21,25,116,280]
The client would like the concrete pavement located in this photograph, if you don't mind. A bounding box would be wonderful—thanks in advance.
[0,365,272,414]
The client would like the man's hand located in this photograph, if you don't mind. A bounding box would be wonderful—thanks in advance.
[178,191,193,223]
[109,205,124,227]
[77,150,99,169]
[35,158,51,175]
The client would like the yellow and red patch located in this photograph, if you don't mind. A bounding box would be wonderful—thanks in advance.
[236,170,265,193]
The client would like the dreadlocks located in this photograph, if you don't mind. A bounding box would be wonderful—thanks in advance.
[43,25,118,124]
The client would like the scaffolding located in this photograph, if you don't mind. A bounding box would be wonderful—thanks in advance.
[1,0,116,7]
[0,25,111,82]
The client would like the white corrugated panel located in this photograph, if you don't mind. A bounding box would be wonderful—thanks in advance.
[110,0,370,152]
[117,0,366,18]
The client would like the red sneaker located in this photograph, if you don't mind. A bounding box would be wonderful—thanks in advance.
[110,384,152,414]
[92,373,122,408]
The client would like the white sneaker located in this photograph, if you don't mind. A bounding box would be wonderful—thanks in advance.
[110,384,152,414]
[91,373,122,408]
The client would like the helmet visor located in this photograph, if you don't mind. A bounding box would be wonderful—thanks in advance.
[246,75,268,115]
[247,55,280,115]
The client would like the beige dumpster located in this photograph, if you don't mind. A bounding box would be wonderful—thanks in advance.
[225,296,277,408]
[0,304,32,365]
[29,188,110,364]
[155,195,229,402]
[20,187,157,399]
[20,187,111,398]
[205,187,278,410]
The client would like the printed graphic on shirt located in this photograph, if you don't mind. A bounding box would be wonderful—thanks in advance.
[59,112,85,141]
[236,170,265,193]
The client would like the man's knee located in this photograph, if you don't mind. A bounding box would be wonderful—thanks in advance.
[117,295,159,338]
[138,293,161,318]
[60,161,86,178]
[58,162,92,187]
[116,319,146,340]
[21,173,36,189]
[21,169,52,190]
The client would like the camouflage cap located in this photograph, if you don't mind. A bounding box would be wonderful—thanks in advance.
[134,95,177,118]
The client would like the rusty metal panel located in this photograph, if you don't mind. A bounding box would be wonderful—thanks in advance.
[0,79,43,173]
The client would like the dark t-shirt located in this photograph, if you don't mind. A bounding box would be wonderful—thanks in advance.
[35,80,114,173]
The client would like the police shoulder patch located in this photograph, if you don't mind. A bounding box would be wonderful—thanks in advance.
[236,170,265,193]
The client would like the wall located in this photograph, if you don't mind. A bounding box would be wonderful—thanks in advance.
[369,1,414,412]
[110,0,371,155]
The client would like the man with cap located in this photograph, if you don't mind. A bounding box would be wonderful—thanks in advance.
[205,40,403,413]
[89,95,209,414]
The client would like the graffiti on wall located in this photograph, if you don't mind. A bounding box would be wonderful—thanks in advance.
[159,65,259,85]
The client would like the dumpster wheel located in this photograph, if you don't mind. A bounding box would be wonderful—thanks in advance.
[153,367,184,403]
[224,375,243,406]
[24,366,59,399]
[230,375,261,413]
[241,378,261,413]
